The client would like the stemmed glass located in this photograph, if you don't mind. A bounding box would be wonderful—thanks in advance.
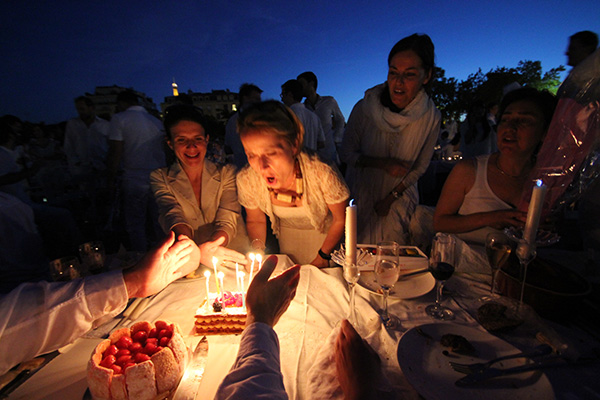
[343,261,360,326]
[479,232,512,303]
[374,241,400,329]
[426,233,456,320]
[515,239,537,314]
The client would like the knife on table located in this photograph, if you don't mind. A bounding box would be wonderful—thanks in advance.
[455,356,569,386]
[173,336,209,400]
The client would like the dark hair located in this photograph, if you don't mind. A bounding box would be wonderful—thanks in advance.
[498,87,557,131]
[297,71,318,90]
[237,100,304,153]
[0,120,14,145]
[116,90,139,105]
[74,96,94,107]
[238,83,263,102]
[388,33,435,75]
[163,104,208,139]
[281,79,304,102]
[570,30,599,49]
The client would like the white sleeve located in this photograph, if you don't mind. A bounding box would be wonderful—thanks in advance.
[215,323,288,400]
[0,271,128,374]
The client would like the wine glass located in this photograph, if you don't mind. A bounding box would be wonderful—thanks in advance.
[479,232,512,303]
[426,233,456,320]
[374,241,400,329]
[343,261,360,326]
[78,241,106,275]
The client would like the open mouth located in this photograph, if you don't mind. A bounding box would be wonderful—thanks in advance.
[184,153,200,159]
[265,176,276,186]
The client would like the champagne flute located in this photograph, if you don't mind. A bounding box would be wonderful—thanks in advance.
[343,261,360,326]
[516,240,536,314]
[426,233,456,320]
[480,232,512,302]
[374,241,400,329]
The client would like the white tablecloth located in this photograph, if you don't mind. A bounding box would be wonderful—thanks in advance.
[9,253,600,400]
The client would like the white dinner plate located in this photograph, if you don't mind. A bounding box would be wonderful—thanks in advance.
[397,323,554,400]
[357,270,435,299]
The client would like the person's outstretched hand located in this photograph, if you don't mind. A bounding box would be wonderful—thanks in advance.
[245,255,301,327]
[199,236,247,268]
[124,231,196,298]
[335,319,381,400]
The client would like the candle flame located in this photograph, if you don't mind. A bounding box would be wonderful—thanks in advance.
[349,199,355,207]
[536,179,543,187]
[217,271,224,279]
[203,271,211,278]
[238,271,245,277]
[256,253,262,263]
[249,253,255,261]
[212,256,218,265]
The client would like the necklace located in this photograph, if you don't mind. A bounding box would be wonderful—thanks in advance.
[269,159,303,204]
[495,156,527,178]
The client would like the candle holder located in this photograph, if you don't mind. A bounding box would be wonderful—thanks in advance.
[343,261,360,326]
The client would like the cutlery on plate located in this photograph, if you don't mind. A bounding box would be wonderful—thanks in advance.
[398,268,429,279]
[454,356,568,386]
[173,336,209,400]
[450,344,553,374]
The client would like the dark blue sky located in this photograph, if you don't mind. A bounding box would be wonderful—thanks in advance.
[1,1,599,124]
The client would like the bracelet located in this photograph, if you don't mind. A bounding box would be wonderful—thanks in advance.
[318,249,332,260]
[251,238,266,251]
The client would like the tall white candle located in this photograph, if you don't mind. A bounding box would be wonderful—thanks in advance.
[345,200,357,265]
[523,180,547,245]
[235,262,240,292]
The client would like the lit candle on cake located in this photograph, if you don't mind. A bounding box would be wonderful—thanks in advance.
[249,253,256,284]
[212,256,221,299]
[203,270,211,312]
[239,271,246,310]
[523,180,547,245]
[218,271,224,294]
[345,200,357,265]
[256,253,263,272]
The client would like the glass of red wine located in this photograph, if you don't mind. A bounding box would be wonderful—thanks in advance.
[426,233,456,320]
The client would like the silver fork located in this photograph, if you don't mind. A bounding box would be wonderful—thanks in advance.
[449,344,552,374]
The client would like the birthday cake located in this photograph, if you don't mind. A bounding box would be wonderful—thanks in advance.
[194,291,247,335]
[87,320,187,400]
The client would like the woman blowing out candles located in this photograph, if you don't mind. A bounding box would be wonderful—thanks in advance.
[236,101,350,267]
[433,87,558,245]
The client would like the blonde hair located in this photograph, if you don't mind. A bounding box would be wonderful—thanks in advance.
[237,100,304,154]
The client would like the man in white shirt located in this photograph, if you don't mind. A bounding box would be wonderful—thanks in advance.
[107,90,166,251]
[297,71,345,162]
[280,80,331,161]
[0,231,198,375]
[63,96,110,178]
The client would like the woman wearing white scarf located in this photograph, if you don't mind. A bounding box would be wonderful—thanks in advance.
[340,34,441,244]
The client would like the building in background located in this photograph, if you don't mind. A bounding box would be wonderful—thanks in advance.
[161,89,238,124]
[85,85,158,120]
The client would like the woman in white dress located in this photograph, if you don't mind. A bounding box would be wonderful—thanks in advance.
[433,88,558,245]
[236,101,350,267]
[340,33,441,244]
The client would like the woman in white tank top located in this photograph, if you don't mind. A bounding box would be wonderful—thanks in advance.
[433,88,558,245]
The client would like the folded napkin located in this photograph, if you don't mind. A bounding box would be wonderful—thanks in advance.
[306,324,395,399]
